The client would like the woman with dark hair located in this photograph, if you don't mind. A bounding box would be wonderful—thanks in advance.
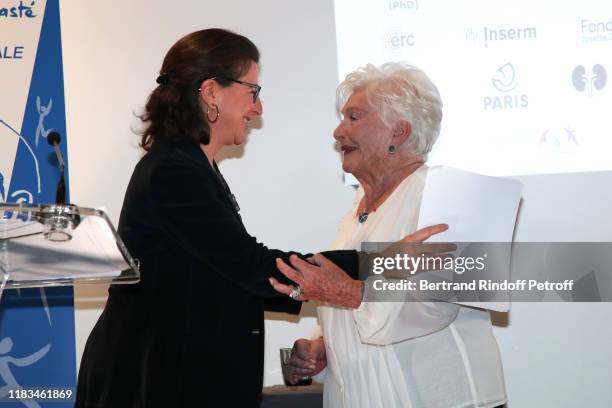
[139,28,261,150]
[75,29,445,407]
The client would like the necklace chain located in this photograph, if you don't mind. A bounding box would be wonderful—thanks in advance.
[354,162,425,224]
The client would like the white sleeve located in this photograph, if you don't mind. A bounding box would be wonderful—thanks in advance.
[352,299,460,345]
[310,325,323,339]
[312,367,327,383]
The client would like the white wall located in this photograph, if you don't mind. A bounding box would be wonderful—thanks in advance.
[59,1,612,406]
[500,171,612,407]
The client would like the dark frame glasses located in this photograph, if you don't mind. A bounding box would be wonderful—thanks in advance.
[221,78,261,103]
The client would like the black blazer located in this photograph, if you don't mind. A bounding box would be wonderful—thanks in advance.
[75,140,358,407]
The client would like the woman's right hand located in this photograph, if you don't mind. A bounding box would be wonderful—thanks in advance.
[400,223,449,243]
[285,338,326,385]
[377,223,456,278]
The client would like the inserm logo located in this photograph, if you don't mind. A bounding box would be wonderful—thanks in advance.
[466,25,537,47]
[483,63,528,110]
[572,65,607,96]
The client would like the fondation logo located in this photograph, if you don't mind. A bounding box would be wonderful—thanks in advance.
[580,18,612,43]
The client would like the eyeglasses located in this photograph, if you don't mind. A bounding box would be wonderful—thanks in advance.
[220,78,261,103]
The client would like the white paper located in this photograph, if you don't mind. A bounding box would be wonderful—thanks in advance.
[417,166,523,311]
[418,166,522,242]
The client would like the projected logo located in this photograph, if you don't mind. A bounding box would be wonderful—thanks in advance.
[539,126,578,148]
[388,0,419,12]
[483,63,528,110]
[466,25,537,48]
[491,62,517,93]
[387,30,415,50]
[465,27,479,43]
[580,18,612,43]
[572,64,607,96]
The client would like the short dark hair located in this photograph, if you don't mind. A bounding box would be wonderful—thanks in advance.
[139,28,259,150]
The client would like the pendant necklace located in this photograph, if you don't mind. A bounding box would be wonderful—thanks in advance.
[358,206,377,223]
[357,189,390,224]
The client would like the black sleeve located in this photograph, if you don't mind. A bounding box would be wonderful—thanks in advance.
[320,250,360,280]
[148,156,359,299]
[263,297,302,314]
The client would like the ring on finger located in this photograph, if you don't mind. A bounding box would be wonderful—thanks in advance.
[289,285,302,300]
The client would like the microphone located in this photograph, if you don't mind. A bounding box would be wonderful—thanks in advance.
[38,131,80,241]
[47,131,66,204]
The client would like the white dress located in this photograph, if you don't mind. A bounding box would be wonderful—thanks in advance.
[318,166,507,408]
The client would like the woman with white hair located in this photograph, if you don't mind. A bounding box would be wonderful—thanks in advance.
[282,62,507,408]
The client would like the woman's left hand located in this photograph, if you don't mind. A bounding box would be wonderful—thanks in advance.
[285,338,327,384]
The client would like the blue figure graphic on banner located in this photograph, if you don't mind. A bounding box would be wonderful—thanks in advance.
[35,97,53,147]
[0,338,51,408]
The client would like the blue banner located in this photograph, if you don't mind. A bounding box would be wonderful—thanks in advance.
[0,0,76,406]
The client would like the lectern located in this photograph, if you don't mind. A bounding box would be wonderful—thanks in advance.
[0,203,139,300]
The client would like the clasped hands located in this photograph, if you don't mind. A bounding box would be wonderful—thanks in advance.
[269,223,454,308]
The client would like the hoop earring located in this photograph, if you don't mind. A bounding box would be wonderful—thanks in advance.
[388,145,396,154]
[207,104,220,123]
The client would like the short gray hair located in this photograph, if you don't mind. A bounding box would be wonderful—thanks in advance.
[337,62,443,157]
